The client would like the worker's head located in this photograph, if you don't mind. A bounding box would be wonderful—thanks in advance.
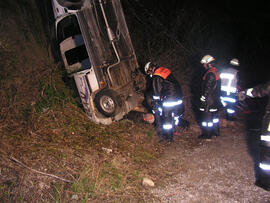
[200,55,215,69]
[230,58,240,66]
[201,55,215,64]
[144,62,157,75]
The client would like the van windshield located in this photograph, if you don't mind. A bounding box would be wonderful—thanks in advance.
[57,15,81,43]
[65,45,90,67]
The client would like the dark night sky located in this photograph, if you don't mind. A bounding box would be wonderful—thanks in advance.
[198,1,270,85]
[130,0,270,86]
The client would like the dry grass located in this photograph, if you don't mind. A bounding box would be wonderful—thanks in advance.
[0,1,160,201]
[0,1,200,202]
[0,100,166,202]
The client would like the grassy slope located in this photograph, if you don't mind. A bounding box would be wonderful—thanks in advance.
[0,1,166,202]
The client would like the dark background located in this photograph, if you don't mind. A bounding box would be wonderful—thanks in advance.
[123,0,270,87]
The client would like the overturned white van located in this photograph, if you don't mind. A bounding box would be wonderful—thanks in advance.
[52,0,145,124]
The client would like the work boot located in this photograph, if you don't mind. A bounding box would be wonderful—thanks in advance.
[213,129,220,137]
[198,134,212,140]
[158,136,173,144]
[255,179,270,191]
[165,133,174,142]
[198,128,211,139]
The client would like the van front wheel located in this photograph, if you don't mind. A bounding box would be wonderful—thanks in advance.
[95,89,118,117]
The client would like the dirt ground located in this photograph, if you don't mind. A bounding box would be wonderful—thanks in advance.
[147,117,270,203]
[1,105,270,202]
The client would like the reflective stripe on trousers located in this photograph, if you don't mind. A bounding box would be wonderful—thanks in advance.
[259,123,270,173]
[200,111,219,137]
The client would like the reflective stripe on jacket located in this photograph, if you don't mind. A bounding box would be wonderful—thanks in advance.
[152,67,182,100]
[220,67,238,96]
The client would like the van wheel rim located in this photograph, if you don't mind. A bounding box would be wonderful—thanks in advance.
[100,95,115,113]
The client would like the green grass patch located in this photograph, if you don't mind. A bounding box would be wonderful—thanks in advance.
[147,129,155,138]
[52,183,62,203]
[134,146,156,164]
[35,79,76,114]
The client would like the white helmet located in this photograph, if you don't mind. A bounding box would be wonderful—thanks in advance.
[200,55,215,64]
[144,62,156,75]
[230,58,239,66]
[144,62,151,74]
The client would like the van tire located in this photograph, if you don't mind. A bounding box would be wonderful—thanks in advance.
[95,89,118,117]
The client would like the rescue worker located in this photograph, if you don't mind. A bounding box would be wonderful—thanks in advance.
[238,81,270,190]
[220,58,240,120]
[144,62,185,141]
[198,55,221,139]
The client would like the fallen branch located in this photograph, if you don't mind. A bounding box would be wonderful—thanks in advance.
[0,149,73,183]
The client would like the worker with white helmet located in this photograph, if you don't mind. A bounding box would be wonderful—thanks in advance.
[220,58,240,121]
[198,55,221,139]
[144,62,185,141]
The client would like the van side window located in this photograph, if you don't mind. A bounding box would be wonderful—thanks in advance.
[57,15,81,43]
[65,45,89,66]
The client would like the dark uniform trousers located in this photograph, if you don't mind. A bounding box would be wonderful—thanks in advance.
[200,110,219,138]
[257,112,270,190]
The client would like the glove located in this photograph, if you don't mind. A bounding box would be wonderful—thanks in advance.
[238,91,246,101]
[246,88,254,97]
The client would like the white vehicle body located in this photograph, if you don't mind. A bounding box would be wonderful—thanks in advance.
[51,0,77,19]
[52,0,145,124]
[59,34,90,74]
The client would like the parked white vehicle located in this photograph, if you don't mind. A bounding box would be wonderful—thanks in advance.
[52,0,145,124]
